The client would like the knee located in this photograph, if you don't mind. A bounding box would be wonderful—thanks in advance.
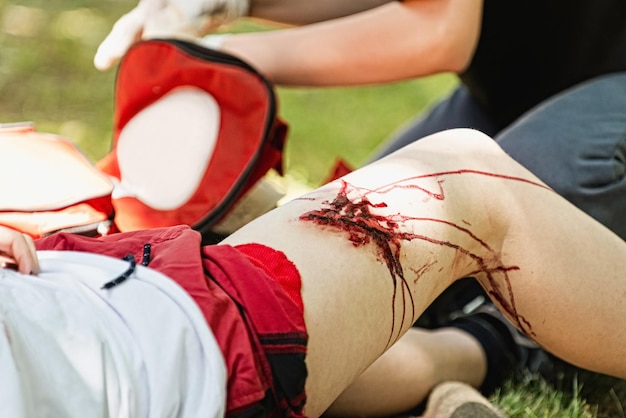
[410,128,499,155]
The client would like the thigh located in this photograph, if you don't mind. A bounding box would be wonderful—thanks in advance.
[496,72,626,240]
[370,86,502,161]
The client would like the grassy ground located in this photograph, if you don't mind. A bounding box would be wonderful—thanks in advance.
[495,370,626,417]
[2,1,625,416]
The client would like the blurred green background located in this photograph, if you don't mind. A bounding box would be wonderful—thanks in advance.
[0,0,457,186]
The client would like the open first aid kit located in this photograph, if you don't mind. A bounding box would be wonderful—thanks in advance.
[0,39,288,240]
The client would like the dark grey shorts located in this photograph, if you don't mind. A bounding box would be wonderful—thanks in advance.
[373,72,626,240]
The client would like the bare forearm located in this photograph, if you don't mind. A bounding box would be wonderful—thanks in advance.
[222,0,482,86]
[248,0,397,25]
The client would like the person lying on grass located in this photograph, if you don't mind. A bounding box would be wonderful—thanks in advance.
[2,128,625,417]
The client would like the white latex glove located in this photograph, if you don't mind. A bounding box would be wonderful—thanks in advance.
[94,0,248,70]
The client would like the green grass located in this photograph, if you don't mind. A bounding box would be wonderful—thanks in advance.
[2,1,625,416]
[495,377,598,418]
[279,77,456,185]
[493,371,626,418]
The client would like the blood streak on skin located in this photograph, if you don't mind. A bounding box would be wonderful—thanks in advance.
[300,170,551,345]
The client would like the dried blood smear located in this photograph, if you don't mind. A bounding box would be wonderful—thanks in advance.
[300,171,550,343]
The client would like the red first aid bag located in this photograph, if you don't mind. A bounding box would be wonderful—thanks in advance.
[0,123,114,238]
[97,39,287,238]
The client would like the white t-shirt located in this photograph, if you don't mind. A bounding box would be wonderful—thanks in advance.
[0,251,227,418]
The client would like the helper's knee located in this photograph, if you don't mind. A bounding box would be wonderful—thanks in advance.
[524,136,626,240]
[560,156,626,240]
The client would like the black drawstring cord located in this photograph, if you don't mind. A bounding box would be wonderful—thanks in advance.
[141,243,151,266]
[100,243,152,290]
[101,254,136,290]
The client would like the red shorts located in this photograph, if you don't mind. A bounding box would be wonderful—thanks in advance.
[36,225,308,417]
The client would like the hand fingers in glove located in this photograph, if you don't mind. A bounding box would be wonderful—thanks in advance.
[94,1,202,70]
[94,7,148,71]
[95,0,249,70]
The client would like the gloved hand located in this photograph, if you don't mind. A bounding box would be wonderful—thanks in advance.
[94,0,248,71]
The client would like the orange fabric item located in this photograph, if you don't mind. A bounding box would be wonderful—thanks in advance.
[0,124,114,238]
